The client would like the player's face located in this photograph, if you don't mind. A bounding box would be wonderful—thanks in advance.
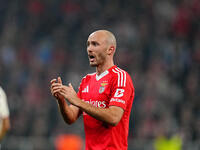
[87,32,109,67]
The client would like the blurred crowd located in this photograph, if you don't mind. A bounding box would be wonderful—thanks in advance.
[0,0,199,149]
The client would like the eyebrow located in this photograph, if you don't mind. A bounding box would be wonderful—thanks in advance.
[86,40,100,46]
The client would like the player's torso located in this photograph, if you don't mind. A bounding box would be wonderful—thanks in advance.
[81,71,112,113]
[79,66,133,150]
[80,71,116,149]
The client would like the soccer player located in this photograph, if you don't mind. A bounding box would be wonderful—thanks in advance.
[0,86,10,142]
[50,30,135,150]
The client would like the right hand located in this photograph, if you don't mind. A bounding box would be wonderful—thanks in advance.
[50,77,65,100]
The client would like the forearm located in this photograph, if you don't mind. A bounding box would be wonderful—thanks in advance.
[57,98,78,124]
[74,98,122,126]
[53,82,123,126]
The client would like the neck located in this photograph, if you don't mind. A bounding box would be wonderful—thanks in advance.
[96,60,114,75]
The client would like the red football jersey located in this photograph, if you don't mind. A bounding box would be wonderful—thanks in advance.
[77,65,135,150]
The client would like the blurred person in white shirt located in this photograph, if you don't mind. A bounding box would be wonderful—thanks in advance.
[0,86,10,142]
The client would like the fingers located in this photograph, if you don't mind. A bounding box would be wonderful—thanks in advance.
[52,85,61,91]
[53,89,61,94]
[50,79,57,84]
[58,77,63,84]
[52,86,63,98]
[50,77,63,86]
[50,80,61,96]
[50,78,62,90]
[50,78,73,100]
[59,90,65,96]
[51,86,59,97]
[50,78,63,100]
[52,84,67,94]
[51,84,63,94]
[68,83,73,89]
[51,82,62,87]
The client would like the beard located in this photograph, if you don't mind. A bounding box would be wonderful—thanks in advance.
[89,53,106,67]
[90,63,97,67]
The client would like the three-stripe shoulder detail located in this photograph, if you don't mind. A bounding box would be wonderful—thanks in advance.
[112,67,127,87]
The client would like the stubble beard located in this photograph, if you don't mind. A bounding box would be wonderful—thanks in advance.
[90,63,98,67]
[89,53,106,68]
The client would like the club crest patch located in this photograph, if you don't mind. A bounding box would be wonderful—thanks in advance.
[99,82,108,93]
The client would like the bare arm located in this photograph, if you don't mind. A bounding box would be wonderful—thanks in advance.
[0,117,10,141]
[53,82,124,126]
[56,98,80,124]
[74,97,124,126]
[50,78,81,124]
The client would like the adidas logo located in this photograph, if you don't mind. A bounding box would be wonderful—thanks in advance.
[82,85,89,93]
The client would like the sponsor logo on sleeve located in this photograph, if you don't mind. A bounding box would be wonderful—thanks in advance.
[114,89,125,97]
[110,98,125,104]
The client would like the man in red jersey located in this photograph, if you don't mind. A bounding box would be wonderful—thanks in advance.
[50,30,135,150]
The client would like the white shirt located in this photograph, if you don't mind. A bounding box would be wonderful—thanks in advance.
[0,86,9,131]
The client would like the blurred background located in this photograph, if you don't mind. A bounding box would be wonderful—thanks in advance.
[0,0,200,149]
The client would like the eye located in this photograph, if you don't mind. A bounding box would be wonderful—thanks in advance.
[92,41,99,47]
[87,41,99,47]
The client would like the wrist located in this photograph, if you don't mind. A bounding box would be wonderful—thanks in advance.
[73,97,82,107]
[57,97,65,104]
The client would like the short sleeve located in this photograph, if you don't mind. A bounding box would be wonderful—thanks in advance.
[77,82,82,99]
[77,76,86,99]
[0,87,10,118]
[109,72,133,110]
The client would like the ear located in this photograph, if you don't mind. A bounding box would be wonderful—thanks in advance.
[107,46,115,55]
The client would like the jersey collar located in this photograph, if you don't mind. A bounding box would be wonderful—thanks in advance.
[96,70,109,81]
[95,65,116,81]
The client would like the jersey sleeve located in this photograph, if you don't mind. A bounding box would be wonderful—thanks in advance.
[77,76,86,99]
[109,72,132,110]
[77,81,82,99]
[0,87,10,118]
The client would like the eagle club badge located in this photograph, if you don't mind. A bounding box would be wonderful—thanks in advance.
[99,81,108,93]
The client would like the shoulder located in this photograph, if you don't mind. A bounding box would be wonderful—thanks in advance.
[81,72,96,82]
[84,72,96,79]
[110,67,133,87]
[110,67,130,80]
[110,67,127,74]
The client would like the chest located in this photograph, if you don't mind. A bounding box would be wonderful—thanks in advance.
[81,77,112,107]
